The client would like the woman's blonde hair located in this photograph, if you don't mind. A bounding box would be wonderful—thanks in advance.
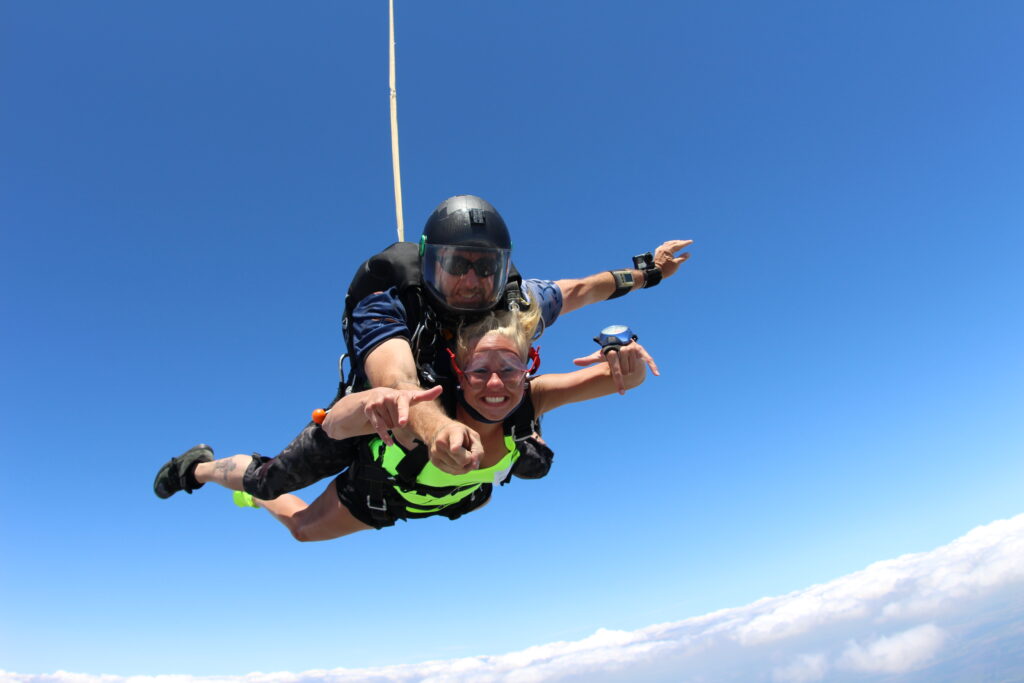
[454,305,541,364]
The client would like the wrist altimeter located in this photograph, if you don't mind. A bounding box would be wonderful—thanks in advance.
[607,269,634,300]
[594,324,638,355]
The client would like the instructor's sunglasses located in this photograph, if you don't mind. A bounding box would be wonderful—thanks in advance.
[439,254,500,278]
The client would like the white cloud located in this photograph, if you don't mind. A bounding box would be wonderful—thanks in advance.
[4,514,1024,683]
[771,653,827,683]
[837,623,947,674]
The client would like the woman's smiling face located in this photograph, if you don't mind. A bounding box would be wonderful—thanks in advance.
[458,331,529,422]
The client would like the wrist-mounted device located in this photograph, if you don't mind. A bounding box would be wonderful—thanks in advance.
[607,269,634,300]
[606,252,662,300]
[594,324,638,355]
[632,252,663,289]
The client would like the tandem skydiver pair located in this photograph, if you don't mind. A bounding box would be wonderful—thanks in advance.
[153,195,693,540]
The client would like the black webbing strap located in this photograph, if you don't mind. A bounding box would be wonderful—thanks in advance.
[360,439,462,510]
[503,386,539,441]
[391,443,469,499]
[352,440,398,528]
[393,442,430,488]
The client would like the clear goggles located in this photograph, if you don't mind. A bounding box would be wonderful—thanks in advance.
[447,347,541,387]
[422,244,511,312]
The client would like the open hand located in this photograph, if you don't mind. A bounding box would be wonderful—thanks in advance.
[653,239,693,279]
[574,341,659,395]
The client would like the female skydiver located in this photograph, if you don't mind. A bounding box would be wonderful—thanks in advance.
[153,306,656,541]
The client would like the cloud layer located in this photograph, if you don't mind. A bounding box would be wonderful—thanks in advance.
[5,514,1024,683]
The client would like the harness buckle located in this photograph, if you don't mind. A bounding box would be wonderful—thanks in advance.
[509,419,539,442]
[366,495,388,512]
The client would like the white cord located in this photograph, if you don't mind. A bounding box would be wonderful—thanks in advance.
[389,0,405,242]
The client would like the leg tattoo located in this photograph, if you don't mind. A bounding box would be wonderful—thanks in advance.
[213,458,238,484]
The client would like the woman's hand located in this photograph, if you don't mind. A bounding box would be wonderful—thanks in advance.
[573,341,659,395]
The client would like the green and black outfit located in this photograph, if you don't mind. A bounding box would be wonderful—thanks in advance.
[242,388,553,529]
[336,435,521,528]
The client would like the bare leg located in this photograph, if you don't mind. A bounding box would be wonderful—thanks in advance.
[255,480,372,542]
[193,454,252,491]
[193,455,370,541]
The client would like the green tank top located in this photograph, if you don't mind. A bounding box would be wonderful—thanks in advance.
[369,436,521,514]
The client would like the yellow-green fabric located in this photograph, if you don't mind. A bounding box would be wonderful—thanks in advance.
[369,436,520,513]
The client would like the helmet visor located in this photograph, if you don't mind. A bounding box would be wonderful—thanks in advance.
[422,244,511,313]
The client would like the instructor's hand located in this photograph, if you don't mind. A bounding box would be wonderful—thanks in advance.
[428,420,484,474]
[363,385,443,446]
[653,239,693,279]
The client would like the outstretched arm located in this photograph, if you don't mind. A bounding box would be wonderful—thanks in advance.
[321,383,443,445]
[530,341,655,417]
[362,338,484,474]
[555,239,693,315]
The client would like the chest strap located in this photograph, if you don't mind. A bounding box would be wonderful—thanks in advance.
[393,441,430,487]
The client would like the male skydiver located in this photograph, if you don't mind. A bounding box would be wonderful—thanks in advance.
[345,194,692,474]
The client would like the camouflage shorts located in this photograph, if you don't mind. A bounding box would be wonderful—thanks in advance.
[242,421,358,499]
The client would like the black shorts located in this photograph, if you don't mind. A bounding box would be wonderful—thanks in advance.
[242,421,359,499]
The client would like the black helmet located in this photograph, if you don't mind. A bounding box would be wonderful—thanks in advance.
[420,195,512,313]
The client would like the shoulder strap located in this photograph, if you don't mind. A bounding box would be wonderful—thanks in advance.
[342,243,427,385]
[508,260,522,284]
[503,384,540,441]
[497,261,526,312]
[393,441,430,487]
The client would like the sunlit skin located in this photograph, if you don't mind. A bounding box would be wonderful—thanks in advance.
[455,332,529,426]
[433,248,498,309]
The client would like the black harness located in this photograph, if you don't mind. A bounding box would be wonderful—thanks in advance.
[349,388,549,527]
[337,242,549,528]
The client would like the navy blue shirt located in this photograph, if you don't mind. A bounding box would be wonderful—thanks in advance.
[350,279,563,369]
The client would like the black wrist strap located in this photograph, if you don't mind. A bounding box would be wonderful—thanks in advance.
[642,266,663,289]
[607,270,634,300]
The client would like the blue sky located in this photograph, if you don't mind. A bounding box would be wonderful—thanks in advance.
[1,0,1023,679]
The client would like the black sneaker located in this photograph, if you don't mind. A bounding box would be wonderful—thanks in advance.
[153,444,214,499]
